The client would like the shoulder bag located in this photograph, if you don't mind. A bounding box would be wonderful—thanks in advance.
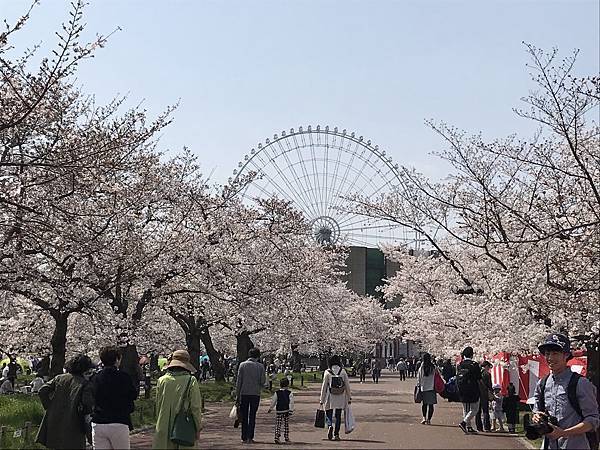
[170,376,197,446]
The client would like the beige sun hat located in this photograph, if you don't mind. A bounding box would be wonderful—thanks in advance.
[166,350,196,373]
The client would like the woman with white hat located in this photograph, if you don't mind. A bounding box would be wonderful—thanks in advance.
[153,350,202,449]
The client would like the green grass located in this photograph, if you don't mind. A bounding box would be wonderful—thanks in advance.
[0,394,44,428]
[515,409,543,449]
[0,394,44,449]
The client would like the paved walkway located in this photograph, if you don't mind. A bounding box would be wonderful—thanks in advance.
[132,370,528,449]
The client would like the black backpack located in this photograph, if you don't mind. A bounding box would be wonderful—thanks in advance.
[329,367,346,395]
[456,361,478,396]
[538,372,599,450]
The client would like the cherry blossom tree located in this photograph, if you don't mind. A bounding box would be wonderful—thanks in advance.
[350,45,599,382]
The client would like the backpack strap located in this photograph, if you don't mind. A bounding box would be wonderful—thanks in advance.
[566,372,583,419]
[538,374,549,412]
[336,367,342,376]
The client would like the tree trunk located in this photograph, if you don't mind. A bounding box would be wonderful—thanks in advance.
[586,339,600,406]
[185,324,202,372]
[120,344,143,394]
[236,332,254,363]
[291,344,302,372]
[49,312,69,378]
[199,326,226,382]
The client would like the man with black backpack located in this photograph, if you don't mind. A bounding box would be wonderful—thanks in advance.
[456,346,482,434]
[533,333,599,450]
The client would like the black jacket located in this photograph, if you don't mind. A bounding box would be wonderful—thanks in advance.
[457,359,482,403]
[91,366,138,428]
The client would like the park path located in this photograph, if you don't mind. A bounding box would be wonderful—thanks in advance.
[131,370,529,449]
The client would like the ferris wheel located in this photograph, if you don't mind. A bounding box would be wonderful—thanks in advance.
[231,125,417,248]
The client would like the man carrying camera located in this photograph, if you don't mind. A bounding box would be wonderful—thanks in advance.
[533,333,599,449]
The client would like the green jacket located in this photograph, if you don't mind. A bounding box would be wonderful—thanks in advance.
[35,373,94,449]
[153,370,202,449]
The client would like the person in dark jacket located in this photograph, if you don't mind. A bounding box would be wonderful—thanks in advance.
[502,382,520,433]
[91,346,138,449]
[476,361,493,432]
[441,359,455,383]
[36,354,95,449]
[456,346,482,434]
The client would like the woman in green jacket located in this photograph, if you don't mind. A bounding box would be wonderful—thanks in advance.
[153,350,202,449]
[36,355,95,449]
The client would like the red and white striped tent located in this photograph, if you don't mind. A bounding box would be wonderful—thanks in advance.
[486,351,588,403]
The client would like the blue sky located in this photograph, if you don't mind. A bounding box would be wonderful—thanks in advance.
[3,0,599,182]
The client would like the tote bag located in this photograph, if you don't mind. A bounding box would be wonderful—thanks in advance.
[170,376,197,446]
[414,385,423,403]
[434,370,446,394]
[314,408,325,428]
[344,405,355,434]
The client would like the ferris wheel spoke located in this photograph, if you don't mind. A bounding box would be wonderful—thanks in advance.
[246,158,313,216]
[329,143,375,214]
[340,223,402,233]
[260,143,320,218]
[290,133,322,218]
[328,139,362,215]
[307,132,324,217]
[276,139,321,218]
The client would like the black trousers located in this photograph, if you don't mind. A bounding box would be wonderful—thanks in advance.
[475,400,491,431]
[326,408,342,436]
[399,370,406,381]
[240,395,261,441]
[359,372,366,382]
[421,403,434,420]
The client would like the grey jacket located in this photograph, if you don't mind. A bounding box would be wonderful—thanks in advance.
[236,358,266,399]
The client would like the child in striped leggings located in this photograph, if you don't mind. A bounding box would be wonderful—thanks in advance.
[268,378,295,444]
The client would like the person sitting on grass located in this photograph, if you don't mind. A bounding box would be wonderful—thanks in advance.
[0,377,13,394]
[268,378,295,444]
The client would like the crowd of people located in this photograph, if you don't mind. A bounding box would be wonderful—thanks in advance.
[2,332,599,449]
[404,335,599,450]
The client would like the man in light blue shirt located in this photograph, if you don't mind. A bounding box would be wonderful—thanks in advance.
[533,333,599,450]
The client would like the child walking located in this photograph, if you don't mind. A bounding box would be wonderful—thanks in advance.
[502,382,520,433]
[268,378,295,444]
[491,383,506,432]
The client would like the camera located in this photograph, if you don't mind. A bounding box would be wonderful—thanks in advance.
[523,413,559,440]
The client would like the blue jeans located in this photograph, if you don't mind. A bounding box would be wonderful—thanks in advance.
[326,409,342,436]
[240,395,261,441]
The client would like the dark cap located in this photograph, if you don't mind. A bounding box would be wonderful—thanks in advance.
[538,333,571,356]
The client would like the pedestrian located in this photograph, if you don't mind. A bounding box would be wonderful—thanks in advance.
[442,359,455,383]
[7,356,18,388]
[502,382,519,433]
[30,373,44,393]
[153,350,202,449]
[36,354,95,449]
[201,358,210,381]
[396,358,407,381]
[532,333,599,450]
[371,360,381,384]
[91,346,138,449]
[490,384,505,432]
[320,355,351,441]
[407,358,415,378]
[456,346,482,434]
[268,377,295,444]
[235,348,266,444]
[0,377,13,394]
[416,353,439,425]
[359,360,367,383]
[475,360,493,432]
